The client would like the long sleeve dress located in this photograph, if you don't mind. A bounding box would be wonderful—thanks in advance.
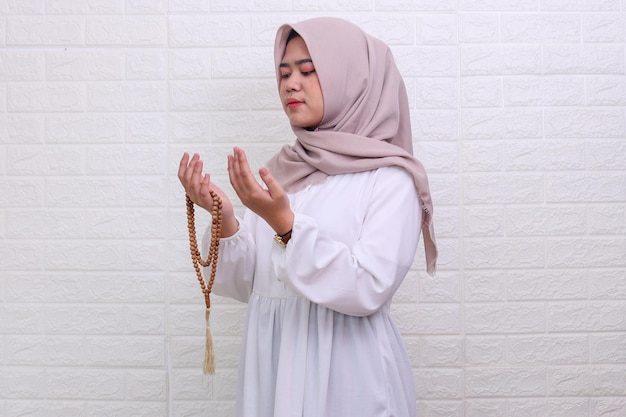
[202,165,422,417]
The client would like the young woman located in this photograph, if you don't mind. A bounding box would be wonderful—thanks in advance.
[179,17,437,417]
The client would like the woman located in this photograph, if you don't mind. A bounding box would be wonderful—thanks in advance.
[179,17,437,417]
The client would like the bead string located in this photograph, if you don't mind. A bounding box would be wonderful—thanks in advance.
[186,192,222,309]
[186,192,222,375]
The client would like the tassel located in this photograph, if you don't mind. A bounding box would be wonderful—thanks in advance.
[203,308,215,375]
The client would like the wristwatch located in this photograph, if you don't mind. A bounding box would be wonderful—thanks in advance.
[273,229,292,248]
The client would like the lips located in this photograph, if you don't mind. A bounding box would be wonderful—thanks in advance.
[287,98,303,109]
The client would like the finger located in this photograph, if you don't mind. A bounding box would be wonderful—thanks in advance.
[183,153,200,185]
[229,148,250,195]
[183,158,202,199]
[198,172,209,191]
[178,152,190,181]
[231,147,246,180]
[190,159,204,191]
[180,153,200,195]
[259,167,283,199]
[201,173,210,188]
[233,147,259,194]
[227,153,242,194]
[198,173,214,201]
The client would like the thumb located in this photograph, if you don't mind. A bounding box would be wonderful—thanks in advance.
[259,167,283,197]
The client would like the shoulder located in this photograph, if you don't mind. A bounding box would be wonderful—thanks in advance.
[334,166,417,200]
[368,166,416,192]
[374,165,414,180]
[305,167,416,198]
[329,166,413,183]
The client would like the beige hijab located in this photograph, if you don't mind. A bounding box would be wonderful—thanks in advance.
[266,17,437,275]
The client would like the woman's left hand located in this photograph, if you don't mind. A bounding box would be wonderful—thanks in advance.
[228,147,294,235]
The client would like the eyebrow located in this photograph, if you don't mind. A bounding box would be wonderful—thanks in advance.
[279,58,313,68]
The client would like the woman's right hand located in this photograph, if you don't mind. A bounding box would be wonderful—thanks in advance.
[178,152,239,237]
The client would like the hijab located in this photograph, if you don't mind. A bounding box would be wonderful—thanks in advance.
[266,17,437,276]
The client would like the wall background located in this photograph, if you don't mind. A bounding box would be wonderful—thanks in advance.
[1,1,625,416]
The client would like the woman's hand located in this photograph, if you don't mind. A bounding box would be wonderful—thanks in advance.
[228,147,294,235]
[178,152,239,237]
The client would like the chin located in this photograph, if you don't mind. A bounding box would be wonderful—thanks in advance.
[291,121,317,131]
[290,118,321,130]
[290,119,309,128]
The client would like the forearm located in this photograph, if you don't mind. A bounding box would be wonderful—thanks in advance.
[273,168,422,316]
[202,214,255,303]
[220,213,240,238]
[275,211,419,317]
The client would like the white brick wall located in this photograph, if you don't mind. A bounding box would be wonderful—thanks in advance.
[0,2,624,416]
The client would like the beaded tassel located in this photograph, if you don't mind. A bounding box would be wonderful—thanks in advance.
[186,192,222,375]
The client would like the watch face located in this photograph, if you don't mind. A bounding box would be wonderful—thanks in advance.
[274,234,288,248]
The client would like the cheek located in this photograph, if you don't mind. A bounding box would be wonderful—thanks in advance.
[279,76,292,92]
[314,87,324,114]
[306,79,322,102]
[313,81,324,107]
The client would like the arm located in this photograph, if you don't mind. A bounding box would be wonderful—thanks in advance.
[178,152,239,237]
[275,167,422,316]
[201,212,256,303]
[179,151,253,302]
[228,147,294,237]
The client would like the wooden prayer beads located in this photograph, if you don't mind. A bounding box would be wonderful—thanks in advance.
[186,192,222,309]
[186,191,222,374]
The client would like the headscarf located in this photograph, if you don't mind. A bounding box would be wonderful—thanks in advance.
[266,17,437,276]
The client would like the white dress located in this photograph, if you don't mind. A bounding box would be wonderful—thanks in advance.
[203,166,422,417]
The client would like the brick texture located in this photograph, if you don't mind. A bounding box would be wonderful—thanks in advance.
[0,2,624,416]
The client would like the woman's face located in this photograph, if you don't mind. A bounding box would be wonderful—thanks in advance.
[279,36,324,129]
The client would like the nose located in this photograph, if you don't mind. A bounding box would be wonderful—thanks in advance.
[285,73,301,92]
